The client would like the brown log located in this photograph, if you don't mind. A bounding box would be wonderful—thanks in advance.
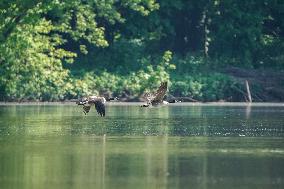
[245,80,252,103]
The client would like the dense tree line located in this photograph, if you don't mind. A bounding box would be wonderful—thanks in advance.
[0,0,283,101]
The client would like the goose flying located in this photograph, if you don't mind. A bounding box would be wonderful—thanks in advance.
[76,96,117,116]
[142,82,169,107]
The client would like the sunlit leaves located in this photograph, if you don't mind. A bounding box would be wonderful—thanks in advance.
[0,0,159,100]
[121,0,159,16]
[0,17,76,100]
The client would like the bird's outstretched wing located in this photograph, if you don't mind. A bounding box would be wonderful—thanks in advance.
[152,82,168,103]
[83,105,91,115]
[94,101,105,117]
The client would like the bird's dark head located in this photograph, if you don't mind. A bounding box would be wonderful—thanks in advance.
[76,97,88,105]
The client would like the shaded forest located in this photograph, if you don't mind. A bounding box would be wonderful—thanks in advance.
[0,0,283,102]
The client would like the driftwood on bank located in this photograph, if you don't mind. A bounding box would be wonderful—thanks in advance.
[245,80,252,103]
[167,96,198,102]
[224,66,284,102]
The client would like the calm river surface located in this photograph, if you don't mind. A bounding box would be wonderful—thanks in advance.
[0,103,283,189]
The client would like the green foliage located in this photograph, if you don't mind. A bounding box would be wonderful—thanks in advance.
[173,54,207,74]
[0,18,76,101]
[171,73,243,101]
[0,0,159,101]
[0,0,283,101]
[73,50,175,98]
[74,37,147,73]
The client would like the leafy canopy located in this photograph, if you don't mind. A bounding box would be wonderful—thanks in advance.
[0,0,159,100]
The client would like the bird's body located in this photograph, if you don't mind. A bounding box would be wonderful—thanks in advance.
[152,100,169,106]
[141,82,181,107]
[76,96,108,116]
[142,82,170,107]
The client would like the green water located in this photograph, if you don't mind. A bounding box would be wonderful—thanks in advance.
[0,103,283,189]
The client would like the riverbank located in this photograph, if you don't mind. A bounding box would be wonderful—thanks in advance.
[1,66,283,103]
[1,101,284,107]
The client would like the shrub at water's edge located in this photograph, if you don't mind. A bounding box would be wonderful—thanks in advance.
[0,49,282,102]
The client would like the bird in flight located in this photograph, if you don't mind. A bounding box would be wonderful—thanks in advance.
[141,82,170,107]
[76,96,117,116]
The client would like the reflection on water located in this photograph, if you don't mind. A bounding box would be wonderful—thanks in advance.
[0,103,283,189]
[1,103,284,137]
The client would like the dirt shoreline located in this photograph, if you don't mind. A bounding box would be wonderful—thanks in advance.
[0,101,284,107]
